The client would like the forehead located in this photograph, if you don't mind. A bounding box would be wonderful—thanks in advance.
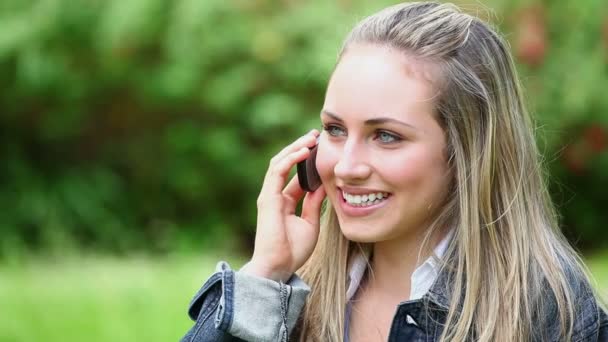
[323,44,440,122]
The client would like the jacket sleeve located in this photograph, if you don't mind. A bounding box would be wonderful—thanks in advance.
[595,307,608,341]
[180,261,311,342]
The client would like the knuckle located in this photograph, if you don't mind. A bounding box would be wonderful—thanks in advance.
[256,195,266,207]
[268,166,279,178]
[272,161,286,175]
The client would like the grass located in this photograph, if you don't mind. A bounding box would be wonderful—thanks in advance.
[0,252,246,342]
[586,250,608,301]
[0,251,606,342]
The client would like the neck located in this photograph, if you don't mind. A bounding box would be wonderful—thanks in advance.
[366,227,448,299]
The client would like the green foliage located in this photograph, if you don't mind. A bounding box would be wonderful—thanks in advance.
[0,0,607,255]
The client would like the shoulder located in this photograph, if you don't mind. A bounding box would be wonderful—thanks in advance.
[598,307,608,341]
[563,261,606,342]
[569,277,605,342]
[535,263,605,342]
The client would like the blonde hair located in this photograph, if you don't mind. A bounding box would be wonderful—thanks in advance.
[297,2,603,341]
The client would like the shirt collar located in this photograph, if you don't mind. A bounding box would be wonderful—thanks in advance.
[345,229,454,302]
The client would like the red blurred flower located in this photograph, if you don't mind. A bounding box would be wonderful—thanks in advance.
[514,6,548,67]
[583,124,607,153]
[562,143,588,175]
[603,16,608,54]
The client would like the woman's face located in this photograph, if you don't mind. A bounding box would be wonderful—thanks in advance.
[316,44,451,243]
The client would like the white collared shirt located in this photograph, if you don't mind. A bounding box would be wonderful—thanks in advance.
[345,229,454,302]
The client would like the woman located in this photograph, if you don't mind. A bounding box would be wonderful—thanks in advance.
[181,2,608,341]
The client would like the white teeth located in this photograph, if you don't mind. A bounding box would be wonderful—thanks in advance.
[342,190,389,206]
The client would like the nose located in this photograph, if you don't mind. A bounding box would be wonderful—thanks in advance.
[334,140,372,182]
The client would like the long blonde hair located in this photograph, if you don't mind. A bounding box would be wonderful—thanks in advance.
[297,2,602,341]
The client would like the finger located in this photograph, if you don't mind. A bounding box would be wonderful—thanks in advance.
[282,174,305,205]
[301,185,327,227]
[262,129,318,191]
[270,129,319,167]
[271,132,317,167]
[263,147,310,194]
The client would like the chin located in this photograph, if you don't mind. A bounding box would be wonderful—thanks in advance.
[342,234,378,243]
[337,220,388,243]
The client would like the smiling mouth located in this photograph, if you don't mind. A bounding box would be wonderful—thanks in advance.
[341,189,392,207]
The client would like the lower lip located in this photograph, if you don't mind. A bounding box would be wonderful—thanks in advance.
[337,190,390,217]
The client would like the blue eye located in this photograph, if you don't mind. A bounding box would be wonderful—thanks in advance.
[376,131,401,143]
[323,124,346,137]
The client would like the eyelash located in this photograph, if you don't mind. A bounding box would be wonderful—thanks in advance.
[321,124,403,144]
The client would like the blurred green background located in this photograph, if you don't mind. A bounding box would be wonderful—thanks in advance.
[0,0,607,340]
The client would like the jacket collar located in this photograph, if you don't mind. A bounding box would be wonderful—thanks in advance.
[426,259,456,310]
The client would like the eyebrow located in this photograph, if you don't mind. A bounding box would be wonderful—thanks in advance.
[321,110,417,130]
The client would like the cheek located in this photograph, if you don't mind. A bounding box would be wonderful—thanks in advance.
[379,149,445,187]
[378,156,416,184]
[315,143,338,182]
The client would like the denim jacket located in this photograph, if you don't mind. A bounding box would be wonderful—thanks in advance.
[181,261,608,342]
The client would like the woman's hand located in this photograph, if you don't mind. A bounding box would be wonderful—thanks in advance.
[241,129,327,282]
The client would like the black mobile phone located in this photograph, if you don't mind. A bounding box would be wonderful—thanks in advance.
[297,138,321,192]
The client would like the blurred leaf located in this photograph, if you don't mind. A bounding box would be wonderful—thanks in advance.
[0,0,607,256]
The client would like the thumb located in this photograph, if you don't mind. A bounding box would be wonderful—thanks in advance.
[301,185,326,227]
